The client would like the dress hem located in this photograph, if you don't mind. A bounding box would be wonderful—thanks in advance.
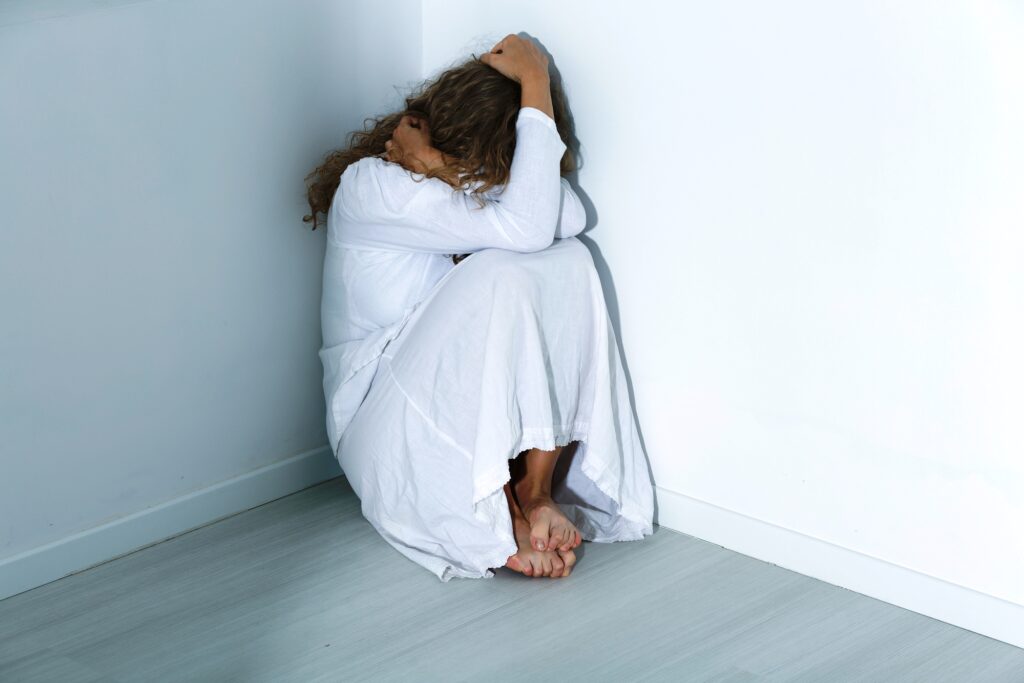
[375,344,654,582]
[468,424,654,576]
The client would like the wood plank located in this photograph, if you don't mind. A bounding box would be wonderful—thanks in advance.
[1,478,1021,682]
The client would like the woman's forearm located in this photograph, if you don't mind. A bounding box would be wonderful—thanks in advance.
[520,74,554,120]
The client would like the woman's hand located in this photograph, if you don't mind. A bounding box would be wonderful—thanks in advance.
[384,114,449,175]
[480,34,550,85]
[480,34,554,120]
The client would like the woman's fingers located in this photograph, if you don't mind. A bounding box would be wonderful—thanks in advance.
[399,113,428,132]
[491,34,509,53]
[479,35,513,74]
[386,114,449,173]
[384,138,402,163]
[480,34,548,83]
[394,116,434,164]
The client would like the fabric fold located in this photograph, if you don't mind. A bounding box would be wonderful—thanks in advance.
[336,238,655,580]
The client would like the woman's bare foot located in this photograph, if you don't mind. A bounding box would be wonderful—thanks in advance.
[513,481,583,553]
[503,483,575,578]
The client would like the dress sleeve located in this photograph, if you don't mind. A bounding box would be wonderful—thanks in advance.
[330,107,569,254]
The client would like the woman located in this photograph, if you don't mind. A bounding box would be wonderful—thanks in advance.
[304,34,654,580]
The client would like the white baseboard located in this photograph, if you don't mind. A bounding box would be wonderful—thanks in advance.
[654,485,1024,650]
[0,445,341,602]
[3,459,1020,650]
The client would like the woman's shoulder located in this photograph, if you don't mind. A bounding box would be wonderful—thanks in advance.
[340,155,396,186]
[342,155,435,184]
[334,156,407,219]
[343,156,498,198]
[330,156,450,240]
[339,156,452,204]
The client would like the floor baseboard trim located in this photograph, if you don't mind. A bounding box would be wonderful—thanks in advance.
[4,462,1020,649]
[0,445,341,602]
[654,485,1024,650]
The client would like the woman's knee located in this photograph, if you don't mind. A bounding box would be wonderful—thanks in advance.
[464,251,538,291]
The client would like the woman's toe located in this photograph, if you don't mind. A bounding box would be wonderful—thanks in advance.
[557,548,576,577]
[545,528,560,551]
[531,519,550,552]
[552,526,566,551]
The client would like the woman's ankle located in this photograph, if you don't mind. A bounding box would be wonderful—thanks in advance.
[513,478,551,508]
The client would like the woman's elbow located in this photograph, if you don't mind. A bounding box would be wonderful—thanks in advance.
[555,189,587,238]
[561,210,587,239]
[503,214,557,252]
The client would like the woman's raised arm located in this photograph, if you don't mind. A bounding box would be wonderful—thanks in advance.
[330,35,578,254]
[331,105,568,254]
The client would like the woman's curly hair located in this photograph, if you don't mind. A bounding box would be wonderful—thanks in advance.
[302,55,576,236]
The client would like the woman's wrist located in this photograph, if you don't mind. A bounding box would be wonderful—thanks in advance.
[519,67,550,86]
[419,148,448,171]
[520,73,554,120]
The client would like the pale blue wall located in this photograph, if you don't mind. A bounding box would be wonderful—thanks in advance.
[0,0,423,560]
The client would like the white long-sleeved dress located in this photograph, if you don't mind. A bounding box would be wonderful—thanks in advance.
[319,106,655,580]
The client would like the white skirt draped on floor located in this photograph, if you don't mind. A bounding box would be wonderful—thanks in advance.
[336,236,655,580]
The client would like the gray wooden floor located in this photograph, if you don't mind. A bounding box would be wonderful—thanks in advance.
[2,478,1022,682]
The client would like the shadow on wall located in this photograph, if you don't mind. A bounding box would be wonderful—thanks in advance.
[535,35,660,520]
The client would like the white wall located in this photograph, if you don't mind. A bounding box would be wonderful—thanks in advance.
[422,0,1024,609]
[0,0,422,562]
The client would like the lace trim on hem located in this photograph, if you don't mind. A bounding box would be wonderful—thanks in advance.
[470,423,589,511]
[472,424,648,529]
[380,365,651,577]
[438,538,520,582]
